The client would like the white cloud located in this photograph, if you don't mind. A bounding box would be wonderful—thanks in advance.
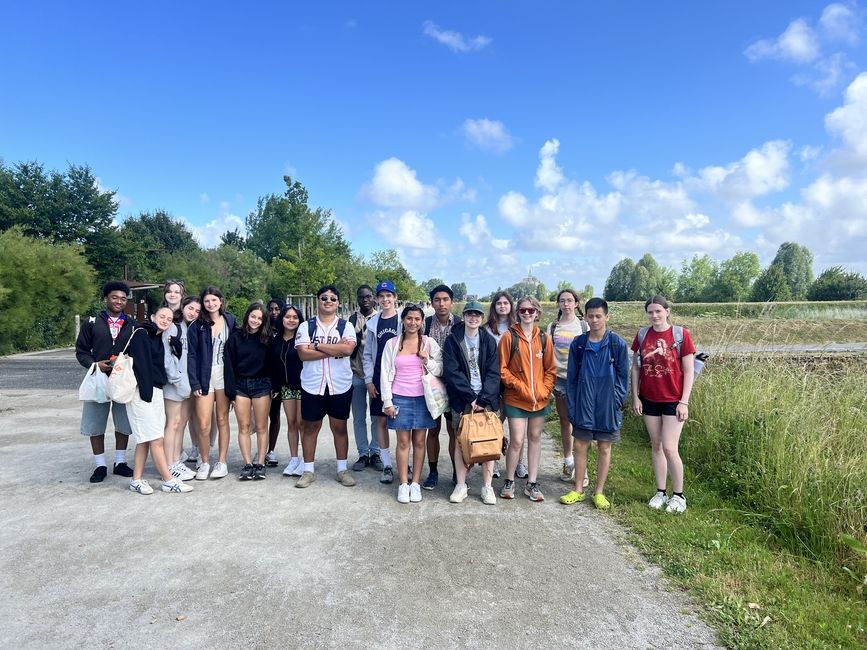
[691,140,791,200]
[185,213,245,248]
[422,20,491,53]
[799,144,822,162]
[462,118,515,152]
[362,158,439,211]
[459,213,493,245]
[745,18,820,63]
[535,139,564,192]
[498,191,531,226]
[794,51,855,96]
[372,210,439,250]
[819,2,859,44]
[442,177,477,203]
[825,72,867,160]
[607,170,695,218]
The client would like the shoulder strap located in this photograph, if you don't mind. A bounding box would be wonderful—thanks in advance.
[424,315,432,336]
[508,330,519,366]
[672,325,684,356]
[539,331,547,354]
[306,318,317,339]
[118,327,142,355]
[337,318,347,337]
[580,319,590,334]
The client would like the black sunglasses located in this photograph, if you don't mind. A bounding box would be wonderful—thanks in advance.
[319,295,339,302]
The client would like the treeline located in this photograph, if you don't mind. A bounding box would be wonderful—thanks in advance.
[602,244,867,303]
[0,161,425,354]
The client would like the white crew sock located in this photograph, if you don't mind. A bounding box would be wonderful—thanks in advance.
[304,462,314,473]
[564,456,575,467]
[336,459,348,472]
[94,453,107,468]
[114,450,126,465]
[380,449,392,468]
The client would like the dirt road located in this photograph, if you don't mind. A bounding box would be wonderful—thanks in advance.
[0,351,719,648]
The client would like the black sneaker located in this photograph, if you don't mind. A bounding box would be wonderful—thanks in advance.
[380,466,394,484]
[89,466,107,483]
[253,464,267,480]
[352,455,369,471]
[239,464,254,481]
[113,462,133,477]
[370,453,385,471]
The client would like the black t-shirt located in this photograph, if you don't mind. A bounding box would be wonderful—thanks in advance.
[372,314,399,386]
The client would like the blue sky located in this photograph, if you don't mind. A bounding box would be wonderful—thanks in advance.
[2,1,867,295]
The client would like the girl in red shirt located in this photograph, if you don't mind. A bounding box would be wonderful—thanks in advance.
[630,296,695,514]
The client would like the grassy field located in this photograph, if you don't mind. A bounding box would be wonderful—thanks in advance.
[456,300,867,346]
[545,354,867,648]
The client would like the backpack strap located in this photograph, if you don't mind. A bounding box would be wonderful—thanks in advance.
[672,325,684,357]
[508,329,547,366]
[306,318,317,340]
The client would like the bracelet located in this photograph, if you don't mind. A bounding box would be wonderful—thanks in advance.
[678,401,688,406]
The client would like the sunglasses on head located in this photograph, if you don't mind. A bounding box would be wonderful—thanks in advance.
[518,307,537,315]
[319,295,339,302]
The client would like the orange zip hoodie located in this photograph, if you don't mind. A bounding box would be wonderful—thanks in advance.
[498,322,557,412]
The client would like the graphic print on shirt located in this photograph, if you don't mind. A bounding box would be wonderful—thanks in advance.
[642,335,675,378]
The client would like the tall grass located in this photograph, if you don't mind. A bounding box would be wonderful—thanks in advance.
[682,355,867,573]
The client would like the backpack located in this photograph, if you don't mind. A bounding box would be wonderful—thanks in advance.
[549,318,589,338]
[636,325,708,376]
[506,329,548,367]
[306,317,347,340]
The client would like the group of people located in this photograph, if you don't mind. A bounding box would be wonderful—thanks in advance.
[76,279,696,512]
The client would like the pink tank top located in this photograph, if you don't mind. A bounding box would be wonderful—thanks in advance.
[392,353,425,397]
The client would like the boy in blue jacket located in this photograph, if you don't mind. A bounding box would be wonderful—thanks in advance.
[560,298,629,509]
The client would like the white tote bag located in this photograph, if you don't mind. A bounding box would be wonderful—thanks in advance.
[105,329,141,404]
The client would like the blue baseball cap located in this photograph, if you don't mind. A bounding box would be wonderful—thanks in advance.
[375,280,396,295]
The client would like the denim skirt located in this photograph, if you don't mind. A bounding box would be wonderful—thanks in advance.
[389,394,435,431]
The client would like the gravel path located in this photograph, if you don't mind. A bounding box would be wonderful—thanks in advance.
[0,352,721,648]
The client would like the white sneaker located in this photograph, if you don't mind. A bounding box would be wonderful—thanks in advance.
[265,450,278,467]
[449,483,468,503]
[171,462,196,481]
[129,479,153,495]
[481,485,497,505]
[291,459,305,477]
[515,460,529,479]
[560,462,576,482]
[162,478,194,493]
[187,445,199,463]
[665,494,687,513]
[210,462,228,479]
[492,460,501,479]
[648,492,669,510]
[195,463,211,481]
[409,482,422,503]
[283,457,300,477]
[397,483,410,504]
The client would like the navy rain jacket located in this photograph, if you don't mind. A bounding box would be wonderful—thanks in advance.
[566,330,629,433]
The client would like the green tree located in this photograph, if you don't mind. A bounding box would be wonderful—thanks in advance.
[219,228,246,249]
[751,264,793,302]
[0,160,123,282]
[580,283,594,299]
[676,254,718,302]
[421,278,446,296]
[630,253,675,299]
[708,252,761,302]
[603,258,635,300]
[368,249,423,301]
[0,228,96,353]
[118,210,200,281]
[771,242,814,300]
[249,176,354,296]
[452,282,467,301]
[807,266,867,300]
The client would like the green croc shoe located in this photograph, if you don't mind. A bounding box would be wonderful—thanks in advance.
[559,490,586,505]
[592,493,611,510]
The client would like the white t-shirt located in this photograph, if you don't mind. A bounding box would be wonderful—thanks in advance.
[295,317,357,396]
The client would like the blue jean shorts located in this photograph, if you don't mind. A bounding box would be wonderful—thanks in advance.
[236,377,272,399]
[389,395,436,431]
[80,400,132,437]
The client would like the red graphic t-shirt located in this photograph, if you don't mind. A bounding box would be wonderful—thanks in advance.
[631,326,696,403]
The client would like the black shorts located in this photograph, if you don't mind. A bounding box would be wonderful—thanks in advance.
[640,396,679,417]
[301,387,353,422]
[370,396,385,417]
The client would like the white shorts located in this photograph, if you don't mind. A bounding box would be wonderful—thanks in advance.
[209,365,225,392]
[128,387,166,445]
